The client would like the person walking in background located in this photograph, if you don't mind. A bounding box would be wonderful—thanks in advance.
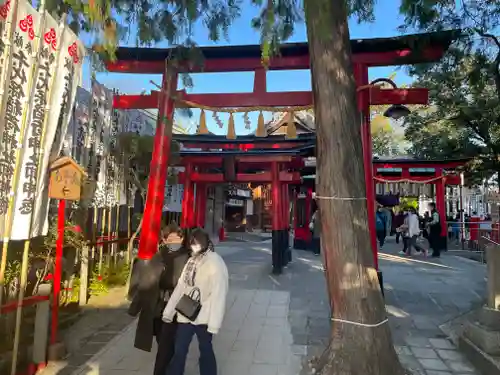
[451,215,461,244]
[427,202,442,258]
[394,210,406,245]
[310,208,321,256]
[403,207,426,256]
[382,206,392,238]
[376,205,387,248]
[163,228,229,375]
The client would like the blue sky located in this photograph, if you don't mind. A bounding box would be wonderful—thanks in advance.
[82,0,415,134]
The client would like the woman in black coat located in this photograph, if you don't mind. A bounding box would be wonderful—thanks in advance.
[127,227,191,375]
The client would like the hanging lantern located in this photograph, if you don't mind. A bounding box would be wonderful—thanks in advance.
[197,109,209,134]
[227,113,236,139]
[256,111,266,137]
[383,104,411,120]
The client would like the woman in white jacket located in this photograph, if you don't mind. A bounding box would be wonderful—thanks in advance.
[162,228,228,375]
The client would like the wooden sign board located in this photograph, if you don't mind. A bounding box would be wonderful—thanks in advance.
[48,157,87,201]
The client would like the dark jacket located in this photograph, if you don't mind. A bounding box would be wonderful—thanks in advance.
[128,246,190,352]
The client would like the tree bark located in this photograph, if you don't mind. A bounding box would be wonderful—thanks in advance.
[303,1,405,374]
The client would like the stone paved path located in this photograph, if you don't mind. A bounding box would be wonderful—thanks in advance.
[43,237,486,375]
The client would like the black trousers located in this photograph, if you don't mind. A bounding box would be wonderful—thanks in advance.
[376,230,386,247]
[396,231,402,244]
[312,237,320,255]
[168,324,217,375]
[428,234,441,257]
[403,235,424,255]
[153,319,178,375]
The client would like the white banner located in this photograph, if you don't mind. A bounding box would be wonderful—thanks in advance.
[0,0,12,87]
[90,80,114,207]
[163,184,183,212]
[28,22,85,239]
[112,108,128,206]
[11,9,62,240]
[107,89,119,206]
[0,0,40,239]
[73,90,89,165]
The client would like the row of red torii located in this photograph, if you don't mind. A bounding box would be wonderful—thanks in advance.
[108,30,463,281]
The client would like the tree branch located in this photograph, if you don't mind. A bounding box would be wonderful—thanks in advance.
[474,28,500,100]
[128,167,146,193]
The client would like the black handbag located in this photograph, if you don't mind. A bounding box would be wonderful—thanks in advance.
[175,287,202,321]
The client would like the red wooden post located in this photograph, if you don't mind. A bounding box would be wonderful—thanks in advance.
[191,183,198,228]
[195,184,207,228]
[435,169,447,237]
[283,184,291,262]
[282,184,288,229]
[307,187,313,243]
[51,199,65,345]
[271,162,282,273]
[181,162,193,228]
[138,68,178,260]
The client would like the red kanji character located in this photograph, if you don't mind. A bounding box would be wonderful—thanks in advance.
[0,0,11,19]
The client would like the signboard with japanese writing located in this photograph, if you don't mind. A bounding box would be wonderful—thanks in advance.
[0,0,40,240]
[10,10,62,239]
[227,198,244,207]
[48,157,85,201]
[163,184,183,213]
[0,5,86,241]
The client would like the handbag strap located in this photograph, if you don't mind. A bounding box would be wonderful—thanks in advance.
[188,287,201,301]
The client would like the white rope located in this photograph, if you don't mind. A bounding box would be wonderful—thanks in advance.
[315,195,367,201]
[331,317,389,328]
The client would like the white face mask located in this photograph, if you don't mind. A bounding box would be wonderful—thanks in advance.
[191,244,202,254]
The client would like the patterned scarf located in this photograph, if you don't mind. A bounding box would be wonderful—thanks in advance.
[183,252,207,287]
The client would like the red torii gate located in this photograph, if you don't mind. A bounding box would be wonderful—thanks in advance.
[107,30,456,276]
[294,158,468,249]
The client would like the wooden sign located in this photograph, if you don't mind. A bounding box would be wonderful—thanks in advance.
[48,157,86,201]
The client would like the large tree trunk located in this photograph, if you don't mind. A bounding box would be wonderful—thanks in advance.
[303,1,405,374]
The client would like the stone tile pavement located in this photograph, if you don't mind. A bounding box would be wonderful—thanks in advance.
[43,237,487,375]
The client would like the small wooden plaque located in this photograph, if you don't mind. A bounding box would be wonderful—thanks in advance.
[48,157,87,201]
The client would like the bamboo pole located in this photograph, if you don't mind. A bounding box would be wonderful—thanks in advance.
[0,0,21,309]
